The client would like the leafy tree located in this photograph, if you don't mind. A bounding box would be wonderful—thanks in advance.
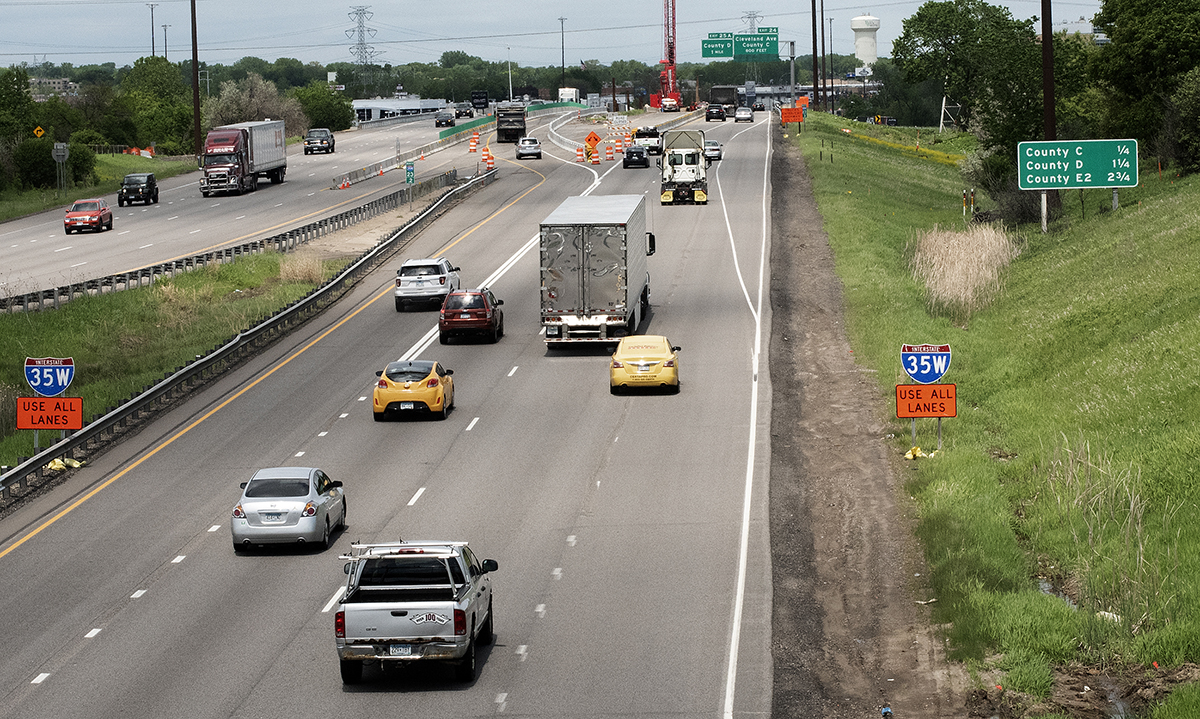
[66,141,97,185]
[13,136,56,188]
[1173,67,1200,172]
[293,81,354,130]
[1094,0,1200,104]
[440,51,474,69]
[0,66,36,142]
[839,59,943,126]
[121,55,188,101]
[204,73,307,136]
[34,96,87,142]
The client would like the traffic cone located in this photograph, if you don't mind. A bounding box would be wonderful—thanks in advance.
[340,177,349,189]
[486,154,495,171]
[615,137,624,153]
[605,144,614,161]
[576,146,585,162]
[591,147,601,165]
[419,152,425,161]
[469,135,477,152]
[625,133,632,146]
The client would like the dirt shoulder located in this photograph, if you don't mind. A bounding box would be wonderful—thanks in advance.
[768,125,968,717]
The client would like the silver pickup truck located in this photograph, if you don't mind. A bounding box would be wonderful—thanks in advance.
[334,540,498,684]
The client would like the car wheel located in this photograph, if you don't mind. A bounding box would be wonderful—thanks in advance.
[340,659,364,685]
[439,332,449,345]
[497,319,504,338]
[153,192,159,204]
[479,601,494,645]
[319,519,332,551]
[373,411,386,422]
[434,399,447,421]
[64,228,71,235]
[106,219,113,231]
[454,637,476,682]
[671,381,681,394]
[490,325,500,343]
[338,499,347,530]
[610,384,620,395]
[118,198,125,207]
[395,298,404,312]
[202,191,210,198]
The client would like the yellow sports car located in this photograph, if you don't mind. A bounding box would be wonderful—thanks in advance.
[609,335,681,394]
[373,360,455,420]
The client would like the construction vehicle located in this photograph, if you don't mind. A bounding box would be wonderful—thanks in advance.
[658,130,709,205]
[495,103,526,143]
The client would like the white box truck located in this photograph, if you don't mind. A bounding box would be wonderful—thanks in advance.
[540,195,656,345]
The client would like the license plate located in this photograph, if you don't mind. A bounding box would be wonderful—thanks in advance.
[400,402,414,410]
[638,366,652,373]
[262,512,283,522]
[389,644,411,656]
[460,313,470,319]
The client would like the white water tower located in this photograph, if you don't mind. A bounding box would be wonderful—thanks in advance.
[851,15,880,67]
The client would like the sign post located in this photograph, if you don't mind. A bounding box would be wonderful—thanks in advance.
[897,345,954,451]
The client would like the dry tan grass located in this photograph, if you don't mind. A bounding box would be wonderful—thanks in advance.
[279,250,325,285]
[909,223,1021,324]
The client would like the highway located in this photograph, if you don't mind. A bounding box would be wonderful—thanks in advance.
[0,110,776,718]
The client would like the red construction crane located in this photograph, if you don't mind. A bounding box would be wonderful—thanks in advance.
[659,0,680,105]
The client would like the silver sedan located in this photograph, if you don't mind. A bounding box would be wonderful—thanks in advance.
[231,467,346,552]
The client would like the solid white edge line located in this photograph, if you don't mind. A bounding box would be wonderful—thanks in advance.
[407,487,426,506]
[321,586,344,613]
[722,114,771,719]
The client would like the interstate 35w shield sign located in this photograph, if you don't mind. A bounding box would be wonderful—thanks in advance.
[25,357,75,397]
[900,344,950,384]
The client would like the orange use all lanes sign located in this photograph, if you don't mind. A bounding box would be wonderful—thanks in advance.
[17,396,83,430]
[895,384,956,418]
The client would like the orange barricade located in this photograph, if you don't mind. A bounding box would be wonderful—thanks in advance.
[576,146,585,162]
[469,135,478,152]
[486,154,495,170]
[605,145,614,161]
[591,148,601,165]
[615,137,624,153]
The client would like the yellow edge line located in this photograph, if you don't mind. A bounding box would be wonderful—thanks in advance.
[1,155,548,562]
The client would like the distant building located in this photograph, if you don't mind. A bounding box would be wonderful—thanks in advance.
[28,77,78,101]
[851,15,880,67]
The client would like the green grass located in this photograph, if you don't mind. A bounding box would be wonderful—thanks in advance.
[793,112,1200,709]
[0,252,341,465]
[0,154,198,224]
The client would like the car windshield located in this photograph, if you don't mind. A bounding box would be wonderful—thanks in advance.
[445,293,484,310]
[668,152,700,166]
[123,175,148,185]
[244,477,310,498]
[204,153,237,166]
[307,130,329,138]
[400,264,442,277]
[70,202,99,212]
[634,129,659,138]
[384,361,434,382]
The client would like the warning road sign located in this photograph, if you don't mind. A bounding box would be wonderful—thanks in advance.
[895,384,957,418]
[17,396,83,430]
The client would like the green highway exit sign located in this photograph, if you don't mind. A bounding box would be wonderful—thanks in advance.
[1017,139,1138,190]
[702,39,733,57]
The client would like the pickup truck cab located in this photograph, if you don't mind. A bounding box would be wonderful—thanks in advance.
[335,541,498,683]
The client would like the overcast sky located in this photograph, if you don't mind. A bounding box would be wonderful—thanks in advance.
[1,0,1104,71]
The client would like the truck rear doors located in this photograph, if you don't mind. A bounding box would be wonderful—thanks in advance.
[541,223,627,317]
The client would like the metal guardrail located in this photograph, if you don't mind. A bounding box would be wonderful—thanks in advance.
[1,171,460,314]
[0,168,499,502]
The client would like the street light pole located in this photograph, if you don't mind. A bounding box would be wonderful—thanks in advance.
[507,46,512,101]
[147,3,158,56]
[558,17,566,88]
[827,17,834,112]
[162,24,171,60]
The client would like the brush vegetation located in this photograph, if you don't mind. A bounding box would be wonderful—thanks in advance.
[792,113,1200,710]
[0,252,341,464]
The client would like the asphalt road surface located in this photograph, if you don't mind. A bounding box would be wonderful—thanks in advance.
[0,111,780,718]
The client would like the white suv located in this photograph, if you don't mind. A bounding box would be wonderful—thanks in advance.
[516,137,542,159]
[394,257,461,311]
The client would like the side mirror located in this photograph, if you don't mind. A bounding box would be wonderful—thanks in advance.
[646,232,656,256]
[239,481,248,489]
[330,480,343,489]
[655,159,662,169]
[444,369,454,376]
[343,562,352,574]
[375,370,383,377]
[452,267,461,272]
[482,559,499,573]
[495,299,504,306]
[672,346,681,352]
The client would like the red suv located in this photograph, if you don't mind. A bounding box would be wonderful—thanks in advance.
[439,288,505,344]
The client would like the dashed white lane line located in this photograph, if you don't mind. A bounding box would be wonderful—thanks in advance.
[31,673,50,684]
[85,628,102,638]
[552,568,562,580]
[208,525,220,532]
[465,417,479,431]
[70,262,86,268]
[566,535,577,546]
[274,203,283,208]
[357,396,366,402]
[339,413,348,418]
[235,215,246,220]
[318,431,328,437]
[407,487,425,506]
[515,645,528,661]
[534,604,546,617]
[54,246,73,252]
[496,693,508,712]
[167,216,179,220]
[171,555,185,564]
[308,192,315,196]
[321,587,344,613]
[140,243,153,248]
[118,230,130,235]
[189,229,202,234]
[295,451,305,457]
[131,589,147,598]
[507,366,518,377]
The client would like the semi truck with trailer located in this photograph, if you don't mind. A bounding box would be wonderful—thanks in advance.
[495,103,527,143]
[658,129,709,205]
[540,195,656,345]
[199,120,287,197]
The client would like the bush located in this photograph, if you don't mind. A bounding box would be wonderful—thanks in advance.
[13,136,56,188]
[70,128,109,147]
[67,142,97,186]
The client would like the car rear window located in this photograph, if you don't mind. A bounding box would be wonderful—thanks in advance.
[634,129,659,138]
[245,477,310,497]
[385,360,434,381]
[445,293,485,310]
[400,265,442,277]
[70,202,99,211]
[359,557,466,586]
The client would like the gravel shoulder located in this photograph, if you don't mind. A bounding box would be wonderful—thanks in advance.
[767,124,969,717]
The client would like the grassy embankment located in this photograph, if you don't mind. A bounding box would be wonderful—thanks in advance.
[0,252,341,467]
[792,112,1200,716]
[0,153,199,224]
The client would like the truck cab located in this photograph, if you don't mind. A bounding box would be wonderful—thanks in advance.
[659,130,710,205]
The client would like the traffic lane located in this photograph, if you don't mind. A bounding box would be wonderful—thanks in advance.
[0,155,582,690]
[0,120,450,287]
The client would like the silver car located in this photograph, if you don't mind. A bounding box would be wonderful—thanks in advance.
[516,136,542,159]
[703,140,723,161]
[231,467,345,551]
[734,106,754,123]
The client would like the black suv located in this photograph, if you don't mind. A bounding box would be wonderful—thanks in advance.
[118,173,158,206]
[623,145,650,168]
[304,128,335,154]
[454,103,474,118]
[705,105,726,122]
[435,112,455,127]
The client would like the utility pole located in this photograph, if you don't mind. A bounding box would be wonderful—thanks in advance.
[827,17,833,112]
[789,40,796,107]
[190,0,201,161]
[507,46,512,101]
[820,0,827,111]
[810,0,819,110]
[558,17,566,89]
[147,3,158,56]
[162,24,171,60]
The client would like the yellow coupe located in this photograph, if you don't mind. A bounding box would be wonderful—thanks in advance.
[609,335,681,394]
[373,360,455,420]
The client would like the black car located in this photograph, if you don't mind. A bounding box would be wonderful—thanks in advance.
[117,173,158,206]
[454,103,474,118]
[304,128,335,154]
[705,105,726,122]
[623,145,650,168]
[752,101,765,111]
[435,112,455,127]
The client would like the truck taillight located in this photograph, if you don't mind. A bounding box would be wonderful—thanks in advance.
[335,611,346,638]
[454,609,466,635]
[302,502,316,517]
